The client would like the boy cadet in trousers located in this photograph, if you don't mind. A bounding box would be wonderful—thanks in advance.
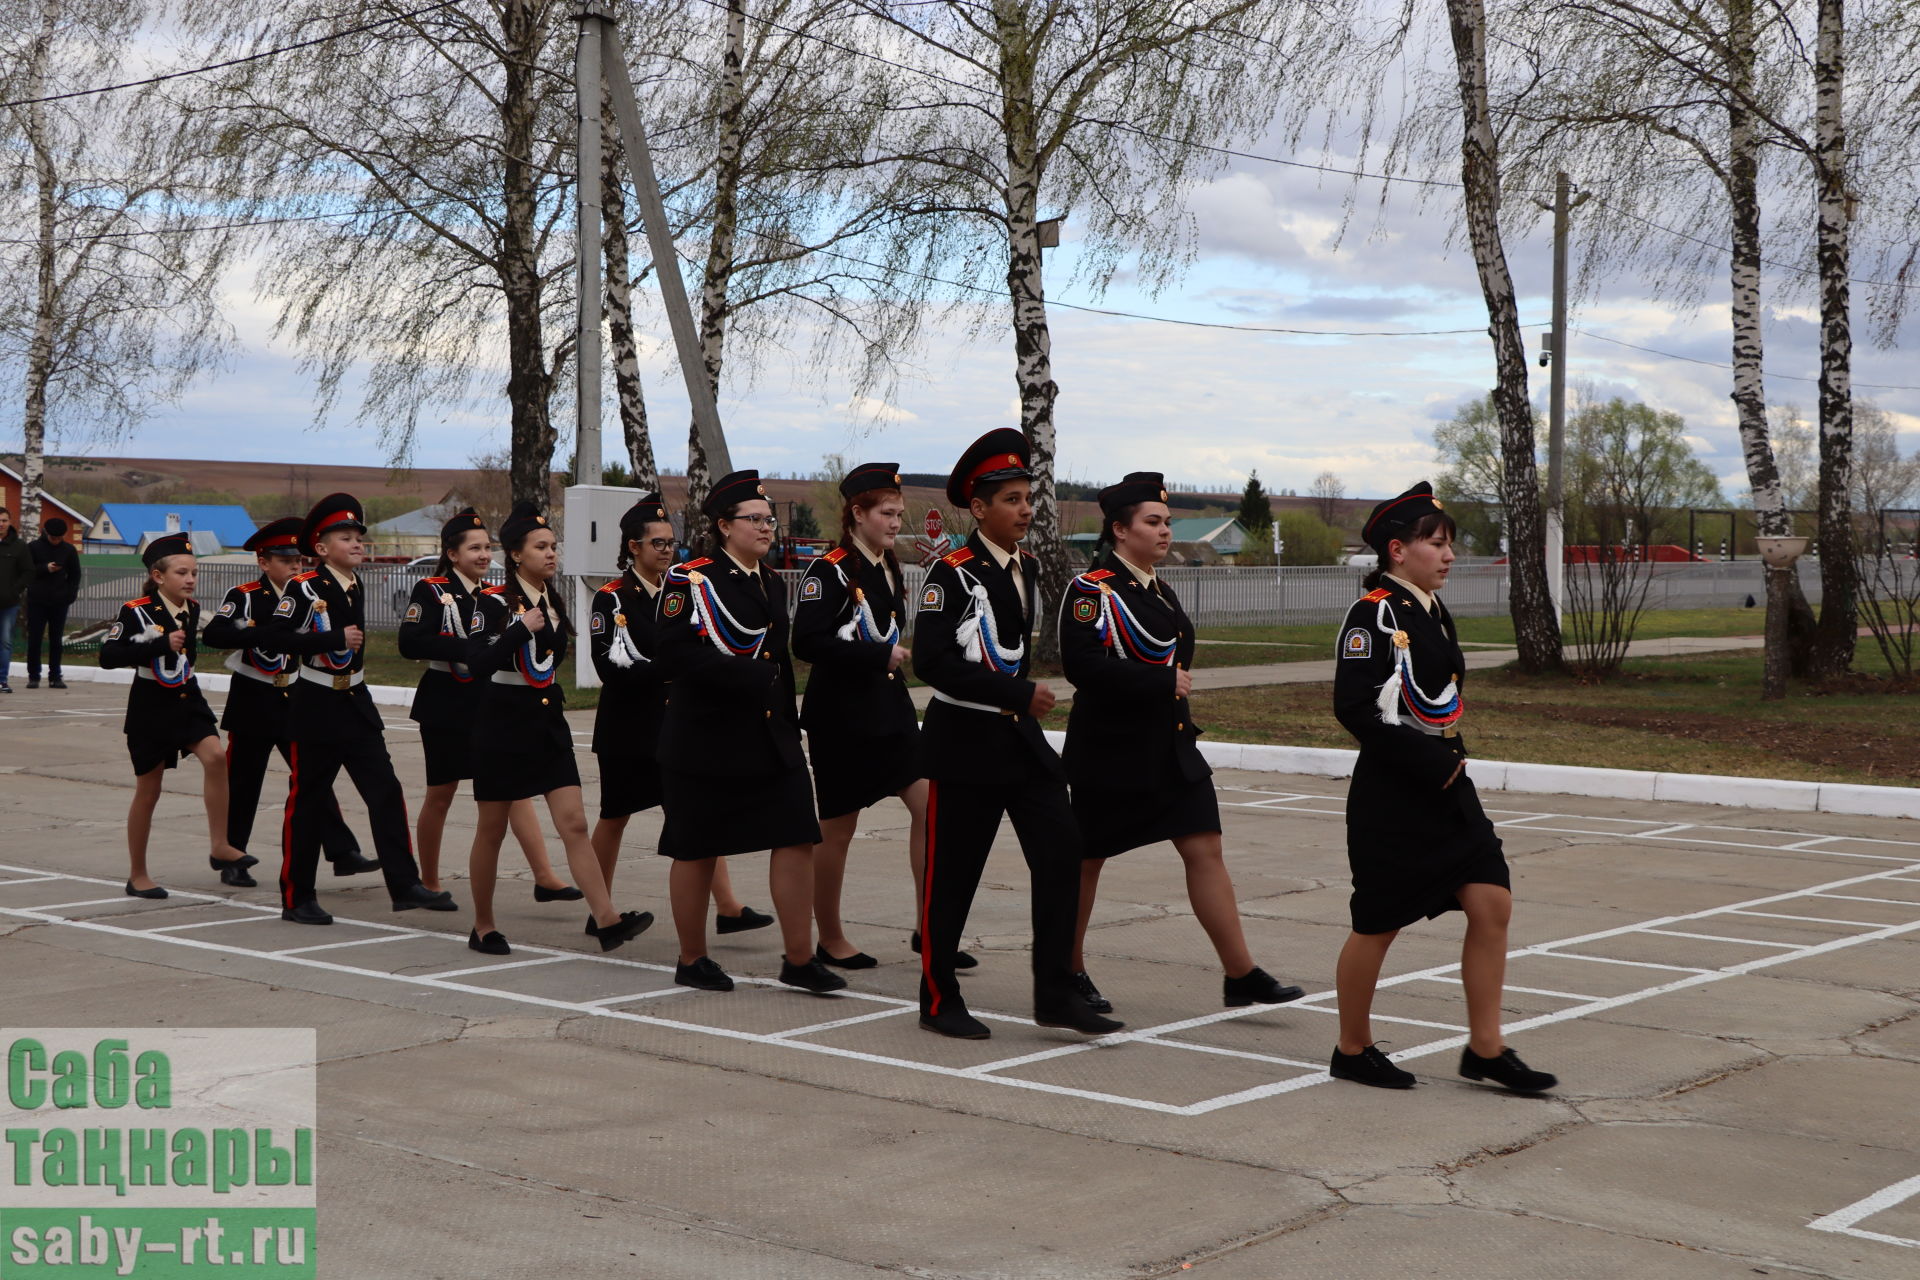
[911,429,1123,1040]
[200,517,374,875]
[266,493,453,924]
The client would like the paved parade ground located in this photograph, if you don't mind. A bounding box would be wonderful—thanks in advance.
[3,682,1918,1278]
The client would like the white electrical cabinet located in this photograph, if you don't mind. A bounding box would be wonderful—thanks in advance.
[562,483,645,688]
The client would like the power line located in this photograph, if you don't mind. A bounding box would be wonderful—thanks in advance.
[0,1,462,111]
[1587,194,1916,295]
[1576,327,1920,392]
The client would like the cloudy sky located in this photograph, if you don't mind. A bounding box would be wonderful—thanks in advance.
[20,36,1920,505]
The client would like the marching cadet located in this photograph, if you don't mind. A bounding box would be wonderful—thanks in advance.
[653,470,845,994]
[268,493,453,924]
[1329,482,1555,1093]
[1059,473,1305,1014]
[462,501,653,955]
[791,462,938,971]
[201,518,373,877]
[398,506,578,900]
[99,533,256,897]
[911,430,1120,1040]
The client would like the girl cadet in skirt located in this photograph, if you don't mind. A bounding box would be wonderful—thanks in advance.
[791,462,942,971]
[99,533,256,897]
[654,469,846,995]
[398,506,579,901]
[461,501,653,956]
[1059,473,1305,1015]
[1329,482,1555,1094]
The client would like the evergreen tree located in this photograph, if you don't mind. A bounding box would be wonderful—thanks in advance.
[1237,472,1274,533]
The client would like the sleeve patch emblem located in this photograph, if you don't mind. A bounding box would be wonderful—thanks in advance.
[662,592,686,618]
[470,611,484,632]
[800,576,823,601]
[273,597,295,618]
[107,622,123,641]
[590,611,606,634]
[1072,597,1098,623]
[218,601,236,617]
[403,602,422,623]
[1342,627,1372,659]
[920,584,944,612]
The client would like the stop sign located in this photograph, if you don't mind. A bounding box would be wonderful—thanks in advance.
[924,508,944,540]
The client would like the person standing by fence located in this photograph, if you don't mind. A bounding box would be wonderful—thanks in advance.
[0,508,29,693]
[25,517,80,689]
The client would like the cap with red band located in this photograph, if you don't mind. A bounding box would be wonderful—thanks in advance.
[945,428,1032,507]
[298,492,367,556]
[244,516,306,556]
[1362,481,1447,556]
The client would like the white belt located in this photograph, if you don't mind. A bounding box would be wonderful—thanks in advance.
[225,652,291,686]
[930,689,1015,716]
[298,666,363,690]
[1402,719,1460,739]
[134,668,195,684]
[428,660,472,677]
[490,671,534,686]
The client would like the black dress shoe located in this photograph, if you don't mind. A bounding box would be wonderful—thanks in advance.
[1459,1046,1557,1093]
[534,883,584,903]
[1033,997,1124,1036]
[25,677,38,689]
[588,910,654,952]
[780,958,850,993]
[1330,1044,1416,1089]
[209,853,260,887]
[392,884,457,912]
[1223,966,1306,1008]
[910,930,978,970]
[919,1004,991,1039]
[280,901,333,925]
[1070,970,1112,1014]
[47,676,66,689]
[814,944,878,970]
[467,929,511,956]
[715,905,774,934]
[675,956,735,991]
[328,849,381,876]
[124,881,168,900]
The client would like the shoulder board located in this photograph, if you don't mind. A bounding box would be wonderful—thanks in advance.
[422,576,449,584]
[821,546,847,565]
[942,548,974,567]
[292,570,318,582]
[1019,548,1037,560]
[481,585,508,596]
[236,581,261,594]
[1082,568,1115,583]
[124,596,151,608]
[597,580,621,593]
[1361,588,1392,602]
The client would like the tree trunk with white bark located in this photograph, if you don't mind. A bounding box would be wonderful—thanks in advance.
[1808,0,1857,676]
[601,95,658,495]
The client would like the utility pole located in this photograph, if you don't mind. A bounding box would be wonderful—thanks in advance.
[1534,171,1589,626]
[572,2,607,487]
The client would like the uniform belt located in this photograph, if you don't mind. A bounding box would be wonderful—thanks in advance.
[428,660,471,677]
[490,671,534,686]
[298,666,363,691]
[134,668,195,683]
[225,653,292,687]
[1403,719,1460,739]
[930,689,1016,716]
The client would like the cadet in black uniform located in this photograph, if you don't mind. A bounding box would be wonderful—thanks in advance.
[99,533,256,897]
[654,470,844,994]
[911,430,1120,1040]
[462,501,652,955]
[1329,482,1555,1093]
[1060,473,1304,1015]
[398,507,577,900]
[201,518,372,877]
[791,462,933,970]
[268,493,453,924]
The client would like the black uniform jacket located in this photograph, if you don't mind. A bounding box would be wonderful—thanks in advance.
[99,593,205,736]
[262,567,383,741]
[1058,553,1208,789]
[1332,583,1492,850]
[398,574,484,731]
[792,543,916,739]
[654,554,804,777]
[464,581,573,747]
[910,533,1057,781]
[201,578,295,737]
[588,570,668,759]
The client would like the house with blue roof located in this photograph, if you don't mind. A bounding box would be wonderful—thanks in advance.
[86,503,258,552]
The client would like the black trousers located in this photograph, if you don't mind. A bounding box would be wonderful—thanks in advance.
[226,731,359,858]
[919,776,1082,1015]
[280,730,421,908]
[24,599,67,678]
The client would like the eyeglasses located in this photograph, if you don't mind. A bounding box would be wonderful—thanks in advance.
[641,538,674,551]
[729,514,778,529]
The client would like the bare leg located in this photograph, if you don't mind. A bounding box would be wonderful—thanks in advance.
[899,779,929,912]
[509,798,568,888]
[468,800,512,937]
[813,812,859,958]
[1071,858,1104,971]
[768,844,815,965]
[1335,928,1399,1055]
[671,857,719,962]
[590,813,629,892]
[542,788,621,925]
[126,767,166,891]
[1171,832,1255,977]
[416,781,457,891]
[1457,883,1513,1058]
[190,737,247,862]
[711,857,746,915]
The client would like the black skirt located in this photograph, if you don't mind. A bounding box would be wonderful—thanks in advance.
[419,722,473,787]
[807,728,923,820]
[470,718,580,803]
[657,764,820,860]
[596,746,665,820]
[1347,772,1511,934]
[127,696,220,776]
[1072,773,1221,860]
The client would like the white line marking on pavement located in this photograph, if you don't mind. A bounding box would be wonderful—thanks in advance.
[1808,1172,1920,1250]
[1728,910,1888,929]
[1640,929,1803,949]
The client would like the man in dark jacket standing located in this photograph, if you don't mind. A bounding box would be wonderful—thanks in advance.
[0,508,32,692]
[26,517,81,689]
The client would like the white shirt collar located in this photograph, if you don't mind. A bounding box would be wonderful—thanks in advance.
[723,548,762,578]
[1383,572,1435,614]
[324,563,356,590]
[515,573,549,604]
[454,568,483,594]
[1113,552,1156,587]
[980,536,1020,572]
